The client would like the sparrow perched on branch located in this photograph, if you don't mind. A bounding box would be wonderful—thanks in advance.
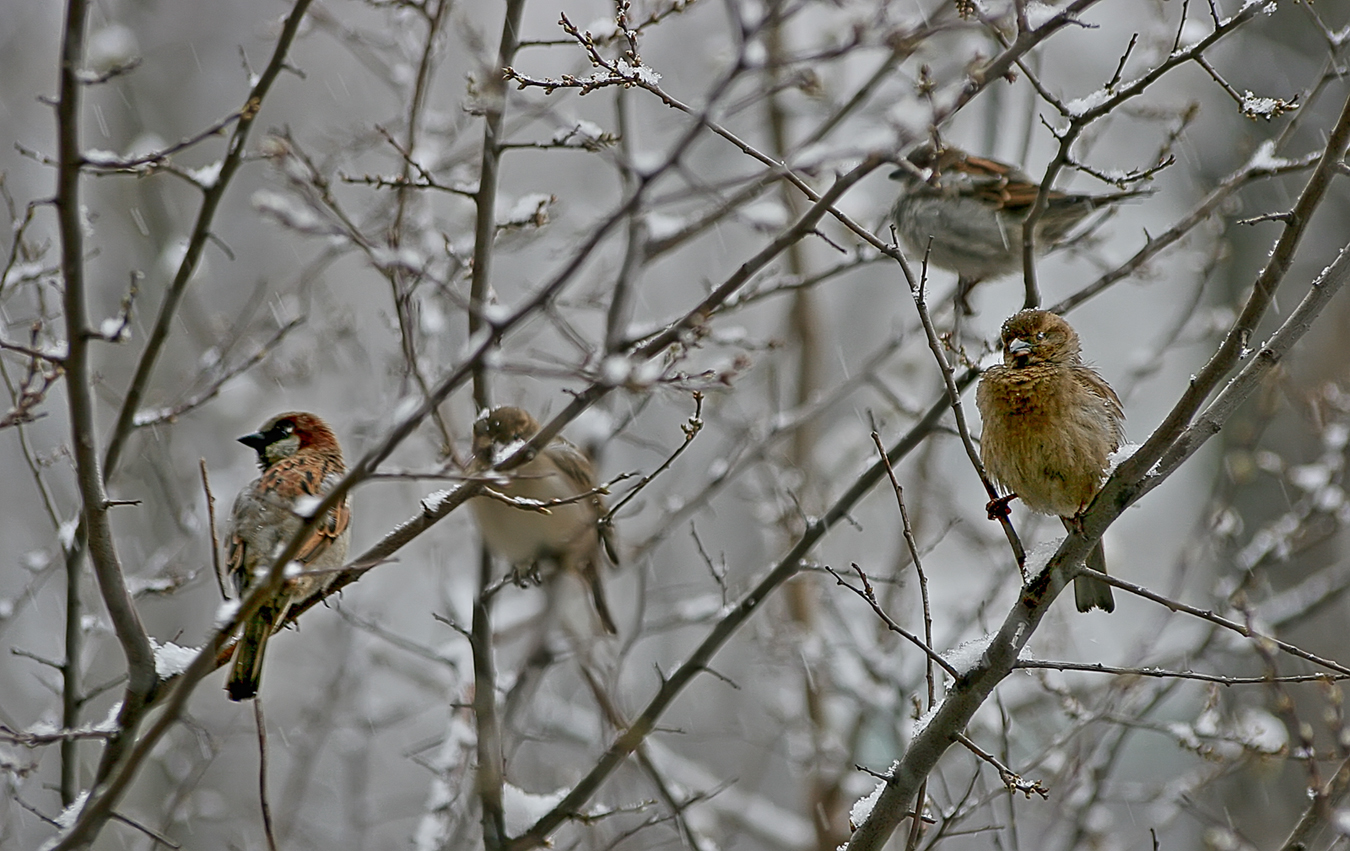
[469,406,619,634]
[976,310,1124,613]
[890,144,1146,313]
[225,412,350,700]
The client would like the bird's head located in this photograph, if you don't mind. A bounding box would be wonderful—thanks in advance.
[239,412,342,468]
[888,142,959,187]
[472,406,542,462]
[998,310,1082,368]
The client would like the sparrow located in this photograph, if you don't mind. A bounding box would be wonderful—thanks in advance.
[890,144,1146,313]
[225,412,351,700]
[975,310,1124,613]
[469,406,619,634]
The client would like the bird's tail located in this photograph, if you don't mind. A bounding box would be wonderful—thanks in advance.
[1087,187,1153,206]
[582,562,619,635]
[1074,540,1116,613]
[227,607,277,701]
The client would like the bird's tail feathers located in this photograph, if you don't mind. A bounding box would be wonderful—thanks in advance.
[581,562,619,635]
[227,607,277,701]
[1074,540,1115,613]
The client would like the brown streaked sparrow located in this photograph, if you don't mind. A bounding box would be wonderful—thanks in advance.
[976,310,1123,613]
[890,144,1147,313]
[225,412,351,700]
[469,406,619,635]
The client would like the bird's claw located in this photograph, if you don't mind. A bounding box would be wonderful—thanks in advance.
[510,564,543,587]
[986,493,1017,520]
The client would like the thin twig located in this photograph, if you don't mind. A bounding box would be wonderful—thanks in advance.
[253,702,279,851]
[132,318,303,429]
[579,665,715,851]
[200,459,226,600]
[603,392,703,522]
[1080,566,1350,678]
[100,0,316,480]
[869,431,937,705]
[904,262,1026,567]
[827,563,960,680]
[1014,659,1350,684]
[954,732,1049,800]
[1276,754,1350,851]
[0,725,116,745]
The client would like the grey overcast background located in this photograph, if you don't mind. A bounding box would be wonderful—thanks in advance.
[2,1,1350,849]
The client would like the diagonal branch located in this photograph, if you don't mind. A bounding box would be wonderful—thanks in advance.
[101,0,315,479]
[1107,89,1350,504]
[504,385,962,851]
[842,99,1350,850]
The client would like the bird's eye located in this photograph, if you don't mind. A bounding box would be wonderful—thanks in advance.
[1035,332,1047,341]
[279,420,295,434]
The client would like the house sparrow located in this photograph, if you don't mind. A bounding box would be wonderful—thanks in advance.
[976,310,1124,612]
[225,412,351,700]
[469,406,619,634]
[890,144,1146,313]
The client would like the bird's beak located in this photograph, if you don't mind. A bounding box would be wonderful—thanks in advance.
[1008,338,1032,355]
[888,161,929,183]
[238,431,268,450]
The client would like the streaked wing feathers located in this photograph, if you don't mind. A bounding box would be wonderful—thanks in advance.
[229,452,349,596]
[1072,365,1126,448]
[546,439,619,566]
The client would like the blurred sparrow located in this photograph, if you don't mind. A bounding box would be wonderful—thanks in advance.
[976,310,1123,613]
[469,406,619,634]
[890,144,1146,313]
[225,412,351,700]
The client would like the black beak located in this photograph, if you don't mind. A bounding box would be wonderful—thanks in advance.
[238,431,268,451]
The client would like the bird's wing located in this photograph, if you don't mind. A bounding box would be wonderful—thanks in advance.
[261,454,351,566]
[1072,365,1126,448]
[598,516,620,566]
[546,439,596,493]
[301,492,351,566]
[548,439,619,565]
[225,487,254,598]
[944,154,1038,212]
